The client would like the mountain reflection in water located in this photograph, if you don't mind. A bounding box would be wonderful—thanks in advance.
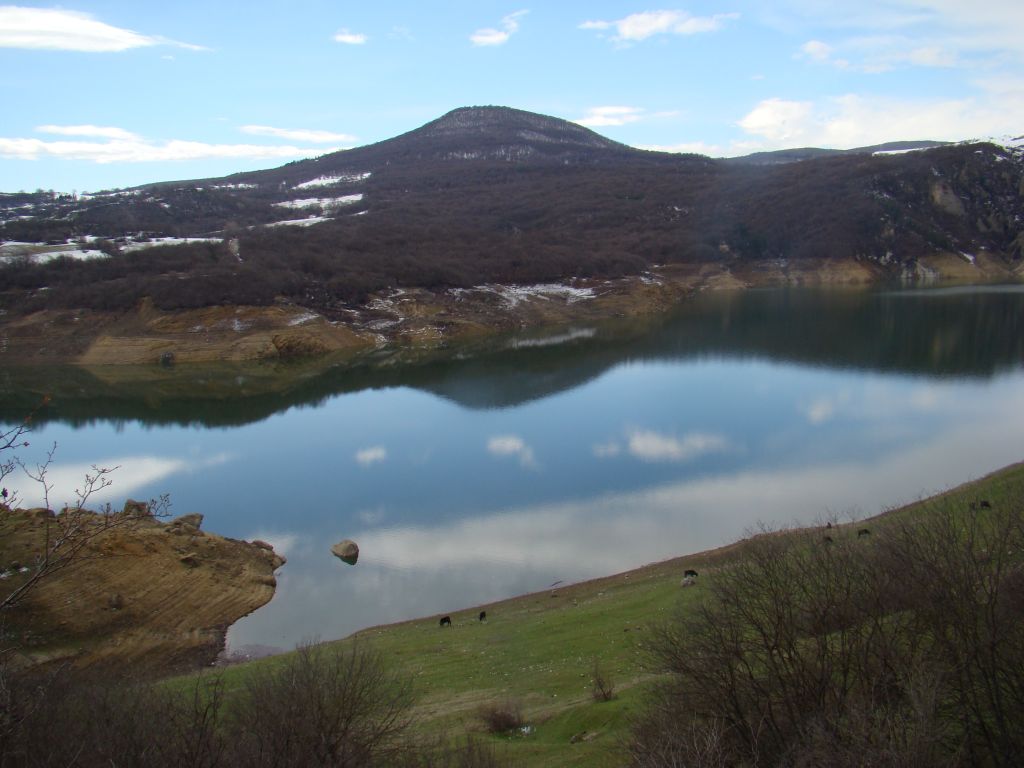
[1,285,1023,650]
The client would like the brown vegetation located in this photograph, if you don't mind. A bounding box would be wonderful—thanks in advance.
[629,493,1024,767]
[0,641,516,767]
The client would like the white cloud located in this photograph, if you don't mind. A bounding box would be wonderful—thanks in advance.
[0,125,344,164]
[355,446,387,467]
[799,35,956,72]
[639,140,725,156]
[575,106,645,127]
[806,398,836,425]
[627,429,730,462]
[6,452,232,509]
[0,6,203,52]
[356,506,387,525]
[240,125,356,143]
[471,10,528,47]
[736,92,1024,149]
[333,28,367,45]
[487,435,537,468]
[580,10,738,43]
[737,98,814,143]
[783,0,1024,75]
[801,39,833,61]
[36,124,141,141]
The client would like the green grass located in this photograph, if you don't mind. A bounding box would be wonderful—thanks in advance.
[206,460,1024,767]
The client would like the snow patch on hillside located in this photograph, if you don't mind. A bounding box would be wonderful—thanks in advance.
[449,282,596,308]
[274,194,363,210]
[0,247,108,264]
[265,216,330,228]
[287,311,320,326]
[123,237,222,252]
[294,173,371,189]
[872,148,923,156]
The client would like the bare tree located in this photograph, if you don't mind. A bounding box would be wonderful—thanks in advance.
[228,640,416,767]
[1,403,168,615]
[630,488,1024,767]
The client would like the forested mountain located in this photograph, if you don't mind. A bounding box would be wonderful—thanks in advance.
[1,106,1021,314]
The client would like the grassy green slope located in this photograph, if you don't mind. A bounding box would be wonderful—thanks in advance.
[210,460,1024,767]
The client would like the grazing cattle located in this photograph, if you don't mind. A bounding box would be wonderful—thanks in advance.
[683,569,698,578]
[826,521,833,529]
[857,528,871,537]
[439,616,451,627]
[980,500,992,509]
[479,610,487,622]
[823,535,834,544]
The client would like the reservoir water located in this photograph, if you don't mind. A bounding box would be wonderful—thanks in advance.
[2,285,1023,651]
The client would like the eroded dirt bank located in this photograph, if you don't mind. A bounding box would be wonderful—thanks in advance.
[0,505,285,676]
[0,255,1019,367]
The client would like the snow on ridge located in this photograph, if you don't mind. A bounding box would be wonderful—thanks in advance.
[960,135,1024,155]
[294,172,371,189]
[0,248,108,264]
[872,147,925,156]
[122,237,222,252]
[274,194,363,210]
[265,216,330,228]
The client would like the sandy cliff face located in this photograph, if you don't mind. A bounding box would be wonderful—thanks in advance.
[1,506,284,675]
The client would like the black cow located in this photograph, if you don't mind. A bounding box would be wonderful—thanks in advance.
[479,611,487,622]
[439,616,451,627]
[683,569,698,578]
[980,500,992,509]
[857,528,871,537]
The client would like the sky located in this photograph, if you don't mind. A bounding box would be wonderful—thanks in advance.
[1,1,1022,193]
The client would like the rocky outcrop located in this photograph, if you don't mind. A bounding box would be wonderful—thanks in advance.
[170,512,204,530]
[0,507,285,675]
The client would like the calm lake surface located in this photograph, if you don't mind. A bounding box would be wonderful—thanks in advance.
[3,285,1024,651]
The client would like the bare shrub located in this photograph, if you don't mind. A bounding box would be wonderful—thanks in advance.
[226,640,415,767]
[630,488,1024,767]
[408,735,519,768]
[0,664,225,767]
[477,700,526,735]
[627,698,730,768]
[591,658,615,702]
[2,639,420,768]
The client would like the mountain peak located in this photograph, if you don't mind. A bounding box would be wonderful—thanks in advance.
[377,104,632,162]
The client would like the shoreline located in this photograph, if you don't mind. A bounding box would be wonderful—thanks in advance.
[2,252,1019,368]
[323,460,1024,651]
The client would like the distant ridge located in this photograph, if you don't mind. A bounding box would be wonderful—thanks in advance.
[1,105,1021,318]
[728,140,950,166]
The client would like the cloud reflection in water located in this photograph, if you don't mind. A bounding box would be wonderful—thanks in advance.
[230,391,1024,649]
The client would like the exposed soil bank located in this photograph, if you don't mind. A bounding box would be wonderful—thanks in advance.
[0,506,285,676]
[7,254,1015,368]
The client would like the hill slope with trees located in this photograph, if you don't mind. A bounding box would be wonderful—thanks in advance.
[1,106,1022,317]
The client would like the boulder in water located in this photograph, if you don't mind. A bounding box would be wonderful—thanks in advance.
[331,539,359,565]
